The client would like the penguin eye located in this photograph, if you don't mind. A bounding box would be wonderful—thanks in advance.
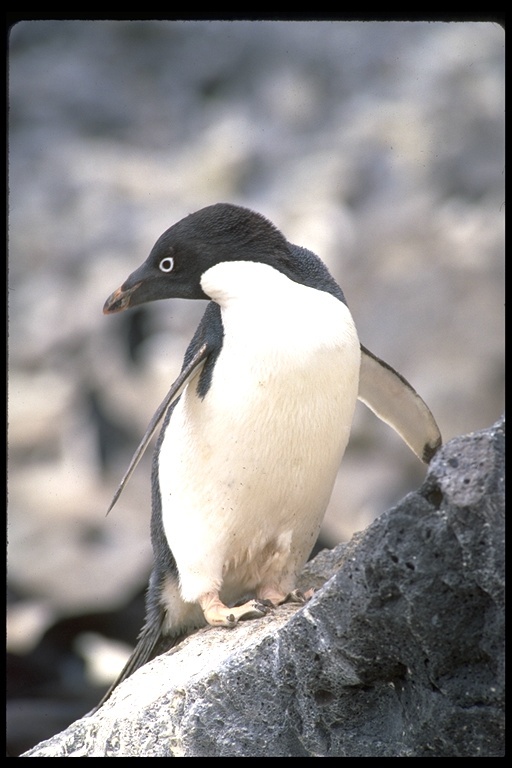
[159,257,174,273]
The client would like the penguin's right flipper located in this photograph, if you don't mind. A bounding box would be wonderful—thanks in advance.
[106,341,209,514]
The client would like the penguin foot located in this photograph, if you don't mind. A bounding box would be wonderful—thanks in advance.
[237,600,271,622]
[256,586,315,606]
[283,588,315,604]
[200,593,269,627]
[258,598,278,608]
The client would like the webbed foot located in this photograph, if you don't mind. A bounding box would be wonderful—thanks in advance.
[200,593,269,627]
[256,586,315,607]
[282,587,315,604]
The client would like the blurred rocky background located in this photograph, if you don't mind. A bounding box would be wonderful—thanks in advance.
[7,20,504,756]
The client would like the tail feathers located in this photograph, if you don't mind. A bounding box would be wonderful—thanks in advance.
[91,606,183,713]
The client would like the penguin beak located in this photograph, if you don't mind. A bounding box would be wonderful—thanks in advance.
[103,281,144,314]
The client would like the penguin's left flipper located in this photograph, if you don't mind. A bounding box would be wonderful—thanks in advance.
[106,342,209,514]
[358,345,442,463]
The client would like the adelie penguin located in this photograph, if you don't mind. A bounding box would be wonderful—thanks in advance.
[97,202,441,709]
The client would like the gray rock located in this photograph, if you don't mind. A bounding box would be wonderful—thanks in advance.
[22,416,504,757]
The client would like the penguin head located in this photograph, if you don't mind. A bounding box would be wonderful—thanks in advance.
[103,203,293,314]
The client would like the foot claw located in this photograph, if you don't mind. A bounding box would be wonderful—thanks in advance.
[283,588,315,604]
[202,597,269,627]
[258,598,277,609]
[238,600,270,621]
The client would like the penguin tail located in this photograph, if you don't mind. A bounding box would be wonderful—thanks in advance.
[89,601,183,713]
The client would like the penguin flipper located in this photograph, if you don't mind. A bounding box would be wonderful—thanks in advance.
[358,345,442,463]
[106,342,210,514]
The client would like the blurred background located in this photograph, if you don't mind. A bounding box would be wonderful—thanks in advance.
[7,20,504,755]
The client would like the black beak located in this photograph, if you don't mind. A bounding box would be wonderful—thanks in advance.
[103,281,144,314]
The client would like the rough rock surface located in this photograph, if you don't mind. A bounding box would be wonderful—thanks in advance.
[22,416,505,757]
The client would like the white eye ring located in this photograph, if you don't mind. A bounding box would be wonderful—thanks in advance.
[159,257,174,273]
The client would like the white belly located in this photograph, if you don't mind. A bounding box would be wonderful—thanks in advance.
[158,261,360,605]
